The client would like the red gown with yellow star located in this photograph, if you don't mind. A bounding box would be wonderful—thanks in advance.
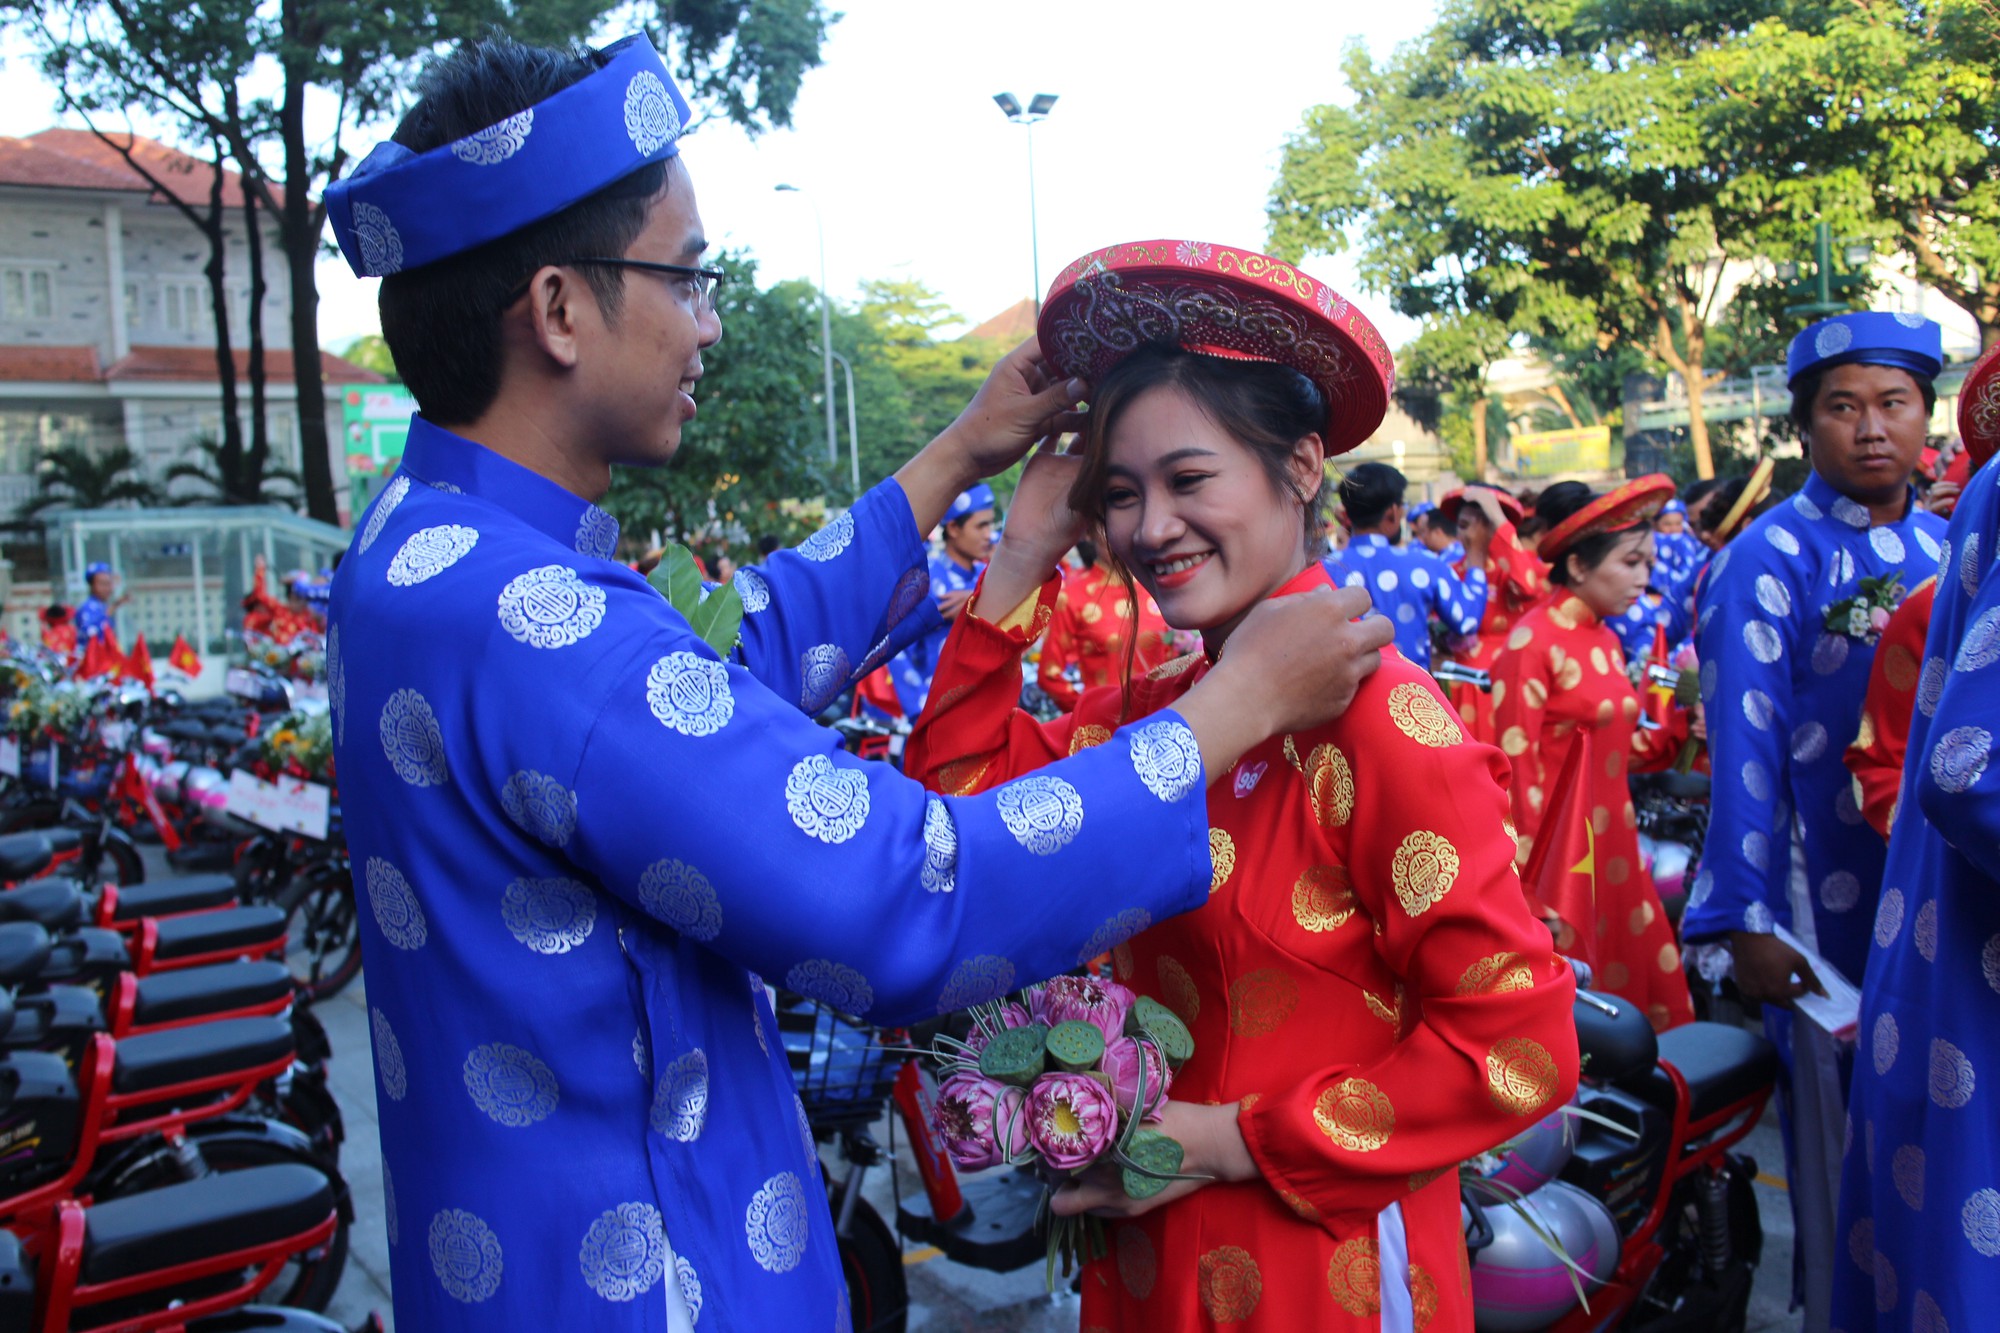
[1446,523,1548,747]
[1036,563,1175,712]
[908,562,1579,1332]
[1490,589,1695,1031]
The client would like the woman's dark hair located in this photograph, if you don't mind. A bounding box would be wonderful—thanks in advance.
[377,36,672,425]
[1074,538,1099,569]
[1067,343,1329,714]
[1703,473,1770,540]
[1337,461,1406,531]
[1537,481,1646,585]
[1788,365,1938,435]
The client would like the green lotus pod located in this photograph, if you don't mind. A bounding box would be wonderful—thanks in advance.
[1120,1129,1186,1200]
[978,1022,1049,1087]
[1045,1020,1106,1074]
[1128,997,1194,1068]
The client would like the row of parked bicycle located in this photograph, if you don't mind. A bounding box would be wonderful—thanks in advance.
[0,648,368,1332]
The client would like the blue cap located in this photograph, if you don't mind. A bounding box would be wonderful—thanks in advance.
[1787,311,1944,390]
[326,35,691,278]
[1661,498,1687,517]
[84,562,112,580]
[1409,500,1436,519]
[945,483,997,524]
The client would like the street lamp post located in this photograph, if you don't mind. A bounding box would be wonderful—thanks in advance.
[993,92,1058,310]
[1776,221,1874,320]
[774,183,838,467]
[827,350,860,494]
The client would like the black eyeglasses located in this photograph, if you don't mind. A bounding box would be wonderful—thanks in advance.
[505,258,727,311]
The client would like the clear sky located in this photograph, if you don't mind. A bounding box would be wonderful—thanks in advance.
[0,1,1439,352]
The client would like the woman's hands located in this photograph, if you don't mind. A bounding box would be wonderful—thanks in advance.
[971,441,1088,622]
[1048,1099,1260,1221]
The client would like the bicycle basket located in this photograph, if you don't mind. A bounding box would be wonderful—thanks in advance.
[777,994,899,1133]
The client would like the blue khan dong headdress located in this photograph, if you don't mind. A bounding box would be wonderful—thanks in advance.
[1786,311,1944,390]
[945,484,997,524]
[326,35,691,279]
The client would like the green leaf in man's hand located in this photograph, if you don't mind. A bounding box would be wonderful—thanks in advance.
[648,543,744,658]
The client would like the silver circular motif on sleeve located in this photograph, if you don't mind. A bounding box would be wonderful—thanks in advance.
[799,512,855,562]
[1873,1012,1899,1075]
[920,798,958,894]
[1875,887,1906,948]
[1833,497,1872,529]
[735,566,771,613]
[1928,1038,1976,1109]
[1965,1188,2000,1256]
[365,857,428,951]
[995,774,1085,855]
[575,505,619,560]
[800,643,852,713]
[372,1006,407,1100]
[1918,657,1949,717]
[1792,492,1824,522]
[1811,632,1850,676]
[1931,726,1993,795]
[500,769,578,847]
[579,1202,667,1302]
[638,858,723,940]
[676,1255,703,1322]
[1963,532,1983,596]
[886,567,929,624]
[936,955,1017,1012]
[1791,721,1829,763]
[1741,690,1775,731]
[784,754,871,844]
[358,474,410,553]
[1076,908,1152,966]
[1741,831,1770,872]
[1743,621,1783,664]
[1956,609,2000,672]
[497,565,606,649]
[1129,719,1202,802]
[463,1042,559,1127]
[1821,870,1860,914]
[786,959,874,1016]
[501,877,597,954]
[1913,898,1938,961]
[429,1208,504,1303]
[1741,761,1772,802]
[1916,526,1940,561]
[379,688,449,787]
[1870,527,1905,562]
[1754,574,1792,618]
[387,524,480,586]
[745,1171,810,1273]
[647,652,735,737]
[1764,526,1800,556]
[651,1048,709,1142]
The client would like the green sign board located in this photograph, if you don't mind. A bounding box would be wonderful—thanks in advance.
[340,384,417,477]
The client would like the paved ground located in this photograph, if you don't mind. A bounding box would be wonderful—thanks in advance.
[312,973,1804,1332]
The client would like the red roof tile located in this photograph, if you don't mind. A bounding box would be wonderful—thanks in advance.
[963,298,1037,344]
[0,130,283,210]
[0,346,103,382]
[0,137,144,194]
[106,345,386,385]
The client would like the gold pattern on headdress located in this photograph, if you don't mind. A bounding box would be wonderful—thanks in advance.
[1291,863,1356,932]
[1387,682,1464,747]
[1229,968,1299,1036]
[1486,1036,1560,1115]
[1314,1077,1395,1152]
[1522,677,1549,709]
[1147,652,1200,681]
[1364,983,1404,1029]
[1392,830,1461,917]
[1111,942,1133,981]
[1303,742,1355,828]
[1326,1236,1384,1314]
[1278,1188,1321,1221]
[1116,1225,1157,1300]
[1070,724,1114,755]
[1410,1264,1441,1331]
[939,755,992,796]
[1457,952,1535,995]
[1197,1246,1263,1322]
[1209,829,1237,895]
[1158,955,1201,1023]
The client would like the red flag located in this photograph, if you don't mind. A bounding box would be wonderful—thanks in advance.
[125,633,155,690]
[1518,732,1601,972]
[79,628,112,678]
[168,633,203,677]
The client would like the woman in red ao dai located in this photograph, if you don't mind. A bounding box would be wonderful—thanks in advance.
[909,334,1579,1329]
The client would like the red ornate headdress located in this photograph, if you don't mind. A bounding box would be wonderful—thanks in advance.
[1958,340,2000,469]
[1036,240,1394,456]
[1437,485,1525,526]
[1537,474,1678,563]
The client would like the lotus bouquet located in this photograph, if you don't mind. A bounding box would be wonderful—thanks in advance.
[927,975,1196,1285]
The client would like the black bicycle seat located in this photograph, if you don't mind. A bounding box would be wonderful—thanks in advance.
[107,875,237,924]
[0,879,86,932]
[1637,1021,1779,1123]
[1574,988,1660,1084]
[150,905,286,962]
[132,961,292,1029]
[78,1162,333,1285]
[111,1015,294,1096]
[0,833,53,882]
[0,922,52,986]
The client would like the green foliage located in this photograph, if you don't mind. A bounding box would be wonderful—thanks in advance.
[14,444,161,519]
[647,543,743,656]
[162,433,304,508]
[339,335,399,379]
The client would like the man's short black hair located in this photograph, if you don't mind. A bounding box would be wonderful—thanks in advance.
[1421,508,1454,535]
[1338,461,1406,530]
[377,36,671,425]
[1787,364,1938,435]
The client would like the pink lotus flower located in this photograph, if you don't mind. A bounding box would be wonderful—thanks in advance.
[1102,1036,1172,1119]
[1030,976,1135,1045]
[934,1073,1029,1171]
[1869,606,1892,633]
[1025,1072,1120,1171]
[966,1002,1033,1054]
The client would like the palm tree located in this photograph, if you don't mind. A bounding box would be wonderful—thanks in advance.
[162,433,303,508]
[14,443,161,519]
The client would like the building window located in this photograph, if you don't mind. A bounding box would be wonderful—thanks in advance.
[161,281,207,334]
[124,282,139,330]
[1,269,54,320]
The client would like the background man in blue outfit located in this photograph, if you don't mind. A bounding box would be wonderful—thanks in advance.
[73,560,122,642]
[1682,311,1947,1330]
[890,482,994,716]
[1326,460,1486,668]
[324,34,1392,1330]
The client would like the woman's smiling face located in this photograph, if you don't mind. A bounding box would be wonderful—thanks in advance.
[1101,384,1321,643]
